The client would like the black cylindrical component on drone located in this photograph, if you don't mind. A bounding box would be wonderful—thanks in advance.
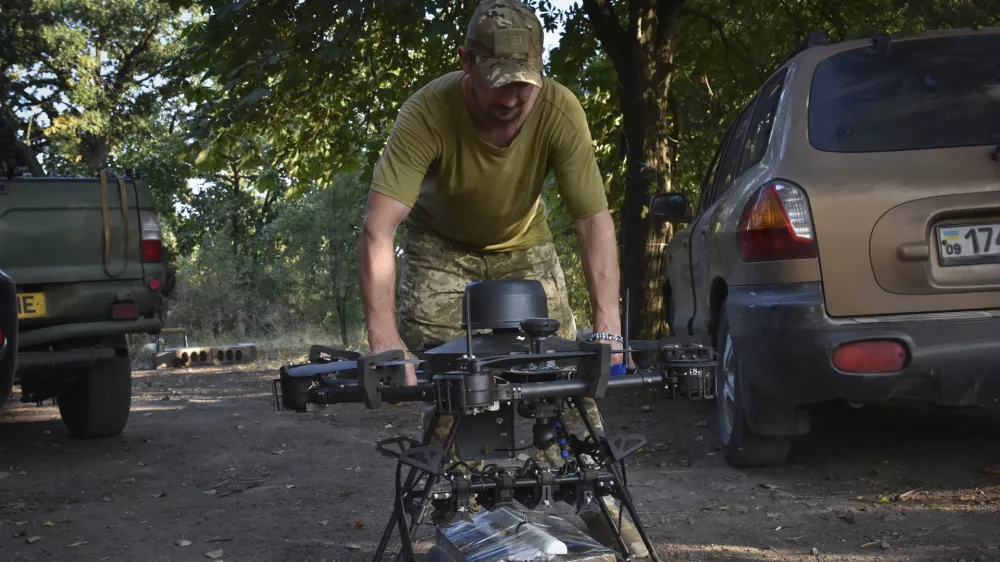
[464,373,495,409]
[462,280,549,330]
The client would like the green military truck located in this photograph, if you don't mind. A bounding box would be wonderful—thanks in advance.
[0,121,173,438]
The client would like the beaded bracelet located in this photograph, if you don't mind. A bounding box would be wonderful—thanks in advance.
[587,332,624,344]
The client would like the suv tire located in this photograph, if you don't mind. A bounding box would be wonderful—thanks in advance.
[58,355,132,438]
[716,303,791,467]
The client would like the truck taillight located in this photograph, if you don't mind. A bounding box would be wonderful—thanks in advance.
[737,181,817,262]
[140,211,162,263]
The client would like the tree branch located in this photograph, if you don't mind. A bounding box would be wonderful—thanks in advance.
[628,0,642,46]
[680,7,760,74]
[113,21,161,96]
[655,0,686,51]
[580,0,629,73]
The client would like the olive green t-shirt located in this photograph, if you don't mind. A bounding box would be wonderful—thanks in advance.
[370,70,608,252]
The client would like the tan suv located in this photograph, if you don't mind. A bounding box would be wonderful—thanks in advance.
[651,27,1000,468]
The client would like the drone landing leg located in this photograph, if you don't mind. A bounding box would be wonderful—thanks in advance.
[374,408,442,562]
[572,398,662,562]
[381,413,464,562]
[554,407,630,559]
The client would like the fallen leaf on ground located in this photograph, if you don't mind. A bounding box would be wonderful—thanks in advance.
[641,405,652,412]
[15,521,28,526]
[206,549,224,559]
[43,521,55,527]
[318,520,329,526]
[152,492,166,498]
[66,541,89,548]
[694,420,708,427]
[203,489,217,495]
[353,520,365,529]
[348,544,362,550]
[27,536,42,544]
[175,539,192,547]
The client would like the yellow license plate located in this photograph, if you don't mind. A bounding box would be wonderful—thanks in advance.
[17,293,47,319]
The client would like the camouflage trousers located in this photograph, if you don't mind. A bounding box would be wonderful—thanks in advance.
[396,228,605,471]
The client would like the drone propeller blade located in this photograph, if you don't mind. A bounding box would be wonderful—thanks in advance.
[372,359,424,368]
[282,360,359,378]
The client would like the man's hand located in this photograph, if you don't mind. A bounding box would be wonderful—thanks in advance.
[358,190,418,386]
[573,208,632,367]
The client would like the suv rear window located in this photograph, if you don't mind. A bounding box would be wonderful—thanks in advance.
[809,33,1000,152]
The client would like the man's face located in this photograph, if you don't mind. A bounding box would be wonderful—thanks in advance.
[460,48,538,124]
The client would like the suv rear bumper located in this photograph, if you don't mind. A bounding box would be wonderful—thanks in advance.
[726,282,1000,409]
[18,318,161,348]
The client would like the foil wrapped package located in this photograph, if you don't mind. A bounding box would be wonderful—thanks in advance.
[434,504,616,562]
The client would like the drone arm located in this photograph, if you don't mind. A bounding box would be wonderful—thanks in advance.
[516,370,665,400]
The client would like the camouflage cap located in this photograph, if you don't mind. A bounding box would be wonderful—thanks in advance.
[465,0,545,88]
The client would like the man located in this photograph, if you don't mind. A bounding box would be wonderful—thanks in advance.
[357,0,647,558]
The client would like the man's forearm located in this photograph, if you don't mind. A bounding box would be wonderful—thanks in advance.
[357,225,401,350]
[574,209,622,335]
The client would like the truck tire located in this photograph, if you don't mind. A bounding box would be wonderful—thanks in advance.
[57,356,132,439]
[0,344,14,412]
[715,304,791,468]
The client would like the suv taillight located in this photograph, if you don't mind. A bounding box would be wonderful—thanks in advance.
[737,181,817,262]
[139,211,163,263]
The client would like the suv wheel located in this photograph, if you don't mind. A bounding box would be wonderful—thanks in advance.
[716,304,791,467]
[58,355,132,438]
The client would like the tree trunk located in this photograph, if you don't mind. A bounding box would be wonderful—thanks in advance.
[337,295,349,346]
[80,133,110,174]
[230,164,241,259]
[581,0,684,340]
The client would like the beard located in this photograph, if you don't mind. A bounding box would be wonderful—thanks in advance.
[486,103,523,123]
[469,79,524,125]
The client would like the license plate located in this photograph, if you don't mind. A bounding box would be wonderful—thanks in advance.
[17,292,47,319]
[937,223,1000,266]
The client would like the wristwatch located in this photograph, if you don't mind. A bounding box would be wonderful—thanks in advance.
[587,332,624,344]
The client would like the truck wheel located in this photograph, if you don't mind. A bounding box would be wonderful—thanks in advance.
[716,304,791,468]
[58,356,132,439]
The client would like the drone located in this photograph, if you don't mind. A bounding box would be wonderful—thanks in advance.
[272,280,717,562]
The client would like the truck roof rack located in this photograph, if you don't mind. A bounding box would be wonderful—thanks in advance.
[784,30,828,63]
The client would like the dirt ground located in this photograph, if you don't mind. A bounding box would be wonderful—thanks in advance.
[2,359,1000,562]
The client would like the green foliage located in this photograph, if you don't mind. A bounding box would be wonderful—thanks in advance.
[167,0,562,196]
[265,173,370,344]
[1,0,189,173]
[165,171,373,345]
